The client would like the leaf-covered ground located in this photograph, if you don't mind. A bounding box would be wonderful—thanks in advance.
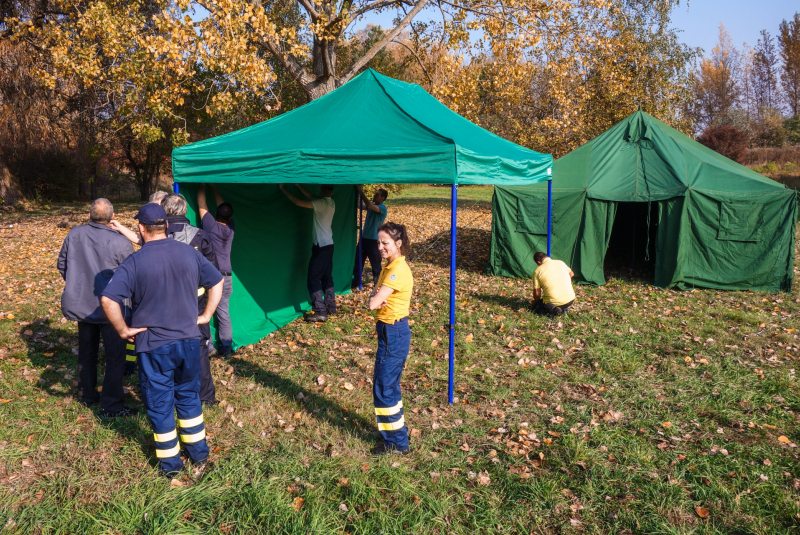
[1,186,800,534]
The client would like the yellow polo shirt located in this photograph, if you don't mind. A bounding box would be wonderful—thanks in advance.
[375,256,413,323]
[533,257,575,306]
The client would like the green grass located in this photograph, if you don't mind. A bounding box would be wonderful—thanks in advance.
[1,189,800,534]
[391,185,495,207]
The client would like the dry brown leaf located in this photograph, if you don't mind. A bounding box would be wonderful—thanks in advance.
[694,506,710,519]
[778,435,791,444]
[291,497,305,512]
[459,443,470,452]
[342,383,354,391]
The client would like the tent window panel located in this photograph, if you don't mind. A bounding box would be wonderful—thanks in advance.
[717,202,763,242]
[516,197,548,235]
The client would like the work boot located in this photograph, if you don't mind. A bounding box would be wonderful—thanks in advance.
[371,443,409,456]
[304,311,327,323]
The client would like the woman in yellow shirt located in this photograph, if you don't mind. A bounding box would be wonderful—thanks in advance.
[368,222,413,455]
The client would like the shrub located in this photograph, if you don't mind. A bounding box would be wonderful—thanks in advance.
[786,116,800,145]
[697,124,749,163]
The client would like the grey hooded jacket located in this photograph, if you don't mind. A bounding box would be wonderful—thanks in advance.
[57,222,134,323]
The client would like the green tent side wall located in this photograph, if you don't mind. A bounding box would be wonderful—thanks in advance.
[489,110,797,293]
[179,183,357,350]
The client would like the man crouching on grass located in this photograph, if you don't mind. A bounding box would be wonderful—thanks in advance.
[531,252,575,317]
[101,203,223,478]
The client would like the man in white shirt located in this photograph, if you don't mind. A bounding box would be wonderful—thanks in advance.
[280,183,337,322]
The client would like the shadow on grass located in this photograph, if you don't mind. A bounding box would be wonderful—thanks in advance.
[410,227,491,273]
[473,293,533,312]
[19,319,159,469]
[227,355,380,446]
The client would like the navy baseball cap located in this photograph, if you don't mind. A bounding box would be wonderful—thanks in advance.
[133,203,168,225]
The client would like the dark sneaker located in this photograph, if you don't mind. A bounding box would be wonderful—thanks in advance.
[220,352,232,359]
[201,400,218,408]
[207,343,219,359]
[100,407,134,419]
[371,444,409,456]
[552,307,564,317]
[304,312,327,323]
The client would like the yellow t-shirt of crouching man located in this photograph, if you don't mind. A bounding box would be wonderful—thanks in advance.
[375,256,414,323]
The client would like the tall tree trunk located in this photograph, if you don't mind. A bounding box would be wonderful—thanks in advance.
[90,161,98,199]
[0,145,24,207]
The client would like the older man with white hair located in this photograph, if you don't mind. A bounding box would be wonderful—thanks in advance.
[57,198,135,417]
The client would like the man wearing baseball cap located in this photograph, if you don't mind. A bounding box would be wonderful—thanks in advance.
[101,203,224,477]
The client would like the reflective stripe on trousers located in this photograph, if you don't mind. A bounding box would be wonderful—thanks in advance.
[126,342,137,362]
[138,339,209,475]
[373,318,411,450]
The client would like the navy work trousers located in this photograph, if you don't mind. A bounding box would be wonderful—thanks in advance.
[308,244,336,315]
[352,238,382,288]
[138,338,208,475]
[373,318,411,451]
[77,321,126,413]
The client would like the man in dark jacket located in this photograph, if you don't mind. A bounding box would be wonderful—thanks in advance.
[161,193,219,407]
[57,198,134,417]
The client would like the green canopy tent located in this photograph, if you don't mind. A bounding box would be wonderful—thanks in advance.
[489,109,797,292]
[172,69,553,402]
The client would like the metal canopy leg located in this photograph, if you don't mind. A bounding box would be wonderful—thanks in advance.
[357,189,363,291]
[547,180,552,256]
[448,184,458,404]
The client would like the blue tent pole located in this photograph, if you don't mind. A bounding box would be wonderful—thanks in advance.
[357,190,363,291]
[448,184,458,404]
[173,182,180,194]
[547,180,552,256]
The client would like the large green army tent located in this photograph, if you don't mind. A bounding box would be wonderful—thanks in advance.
[172,69,552,399]
[489,109,797,292]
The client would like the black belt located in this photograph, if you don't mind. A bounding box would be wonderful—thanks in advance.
[220,271,232,276]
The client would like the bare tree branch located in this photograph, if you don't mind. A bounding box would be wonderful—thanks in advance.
[297,0,320,21]
[353,0,413,18]
[391,38,433,84]
[340,0,429,83]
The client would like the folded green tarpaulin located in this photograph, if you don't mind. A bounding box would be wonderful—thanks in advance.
[172,69,553,349]
[490,109,797,293]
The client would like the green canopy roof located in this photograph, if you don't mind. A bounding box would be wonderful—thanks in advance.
[172,69,552,186]
[490,110,797,292]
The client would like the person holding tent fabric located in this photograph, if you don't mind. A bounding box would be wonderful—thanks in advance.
[198,184,235,358]
[367,222,413,455]
[279,183,337,322]
[101,202,223,478]
[352,185,388,290]
[531,252,575,316]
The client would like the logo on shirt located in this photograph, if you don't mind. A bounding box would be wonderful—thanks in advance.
[390,274,396,281]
